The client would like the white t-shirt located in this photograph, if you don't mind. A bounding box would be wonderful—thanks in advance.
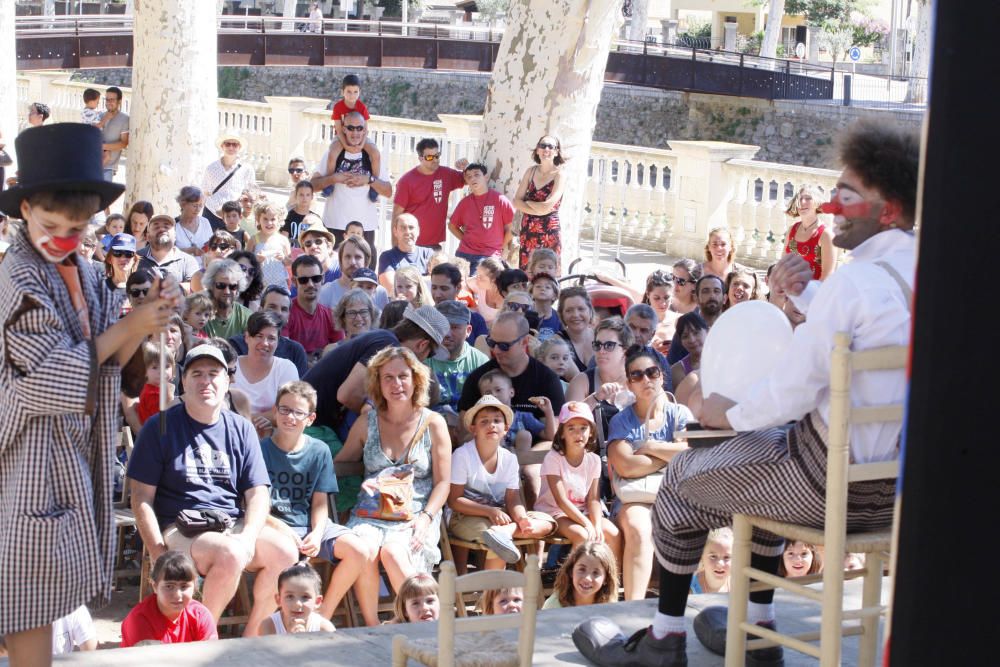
[533,450,601,517]
[51,605,96,655]
[234,356,299,414]
[174,216,214,254]
[450,442,520,508]
[314,147,390,232]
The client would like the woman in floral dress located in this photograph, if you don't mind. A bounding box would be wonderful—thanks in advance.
[513,135,566,270]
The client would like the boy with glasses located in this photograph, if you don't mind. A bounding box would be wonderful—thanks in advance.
[285,254,341,362]
[284,157,308,209]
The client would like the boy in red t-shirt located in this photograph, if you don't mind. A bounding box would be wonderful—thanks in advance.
[326,73,381,194]
[120,550,218,648]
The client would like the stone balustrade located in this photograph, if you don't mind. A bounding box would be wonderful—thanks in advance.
[17,71,840,269]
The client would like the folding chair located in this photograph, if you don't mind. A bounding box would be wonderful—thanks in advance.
[392,556,541,667]
[725,333,907,667]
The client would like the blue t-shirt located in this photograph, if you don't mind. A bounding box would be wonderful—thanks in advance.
[128,404,271,527]
[468,310,489,344]
[260,435,339,530]
[377,246,435,275]
[536,311,562,341]
[503,410,545,449]
[606,401,694,449]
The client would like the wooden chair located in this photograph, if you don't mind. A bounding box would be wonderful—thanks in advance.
[725,333,907,667]
[392,556,541,667]
[112,427,139,592]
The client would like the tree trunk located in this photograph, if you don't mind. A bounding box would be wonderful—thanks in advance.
[126,0,219,214]
[0,0,17,174]
[759,0,785,60]
[627,0,649,42]
[480,0,624,266]
[905,0,930,103]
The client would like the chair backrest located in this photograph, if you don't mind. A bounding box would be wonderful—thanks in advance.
[437,555,541,667]
[825,332,908,553]
[118,426,135,505]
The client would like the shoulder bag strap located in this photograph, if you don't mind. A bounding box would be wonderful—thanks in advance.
[403,411,431,465]
[874,261,913,314]
[211,163,242,196]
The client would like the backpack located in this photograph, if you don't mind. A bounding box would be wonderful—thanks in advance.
[321,148,374,198]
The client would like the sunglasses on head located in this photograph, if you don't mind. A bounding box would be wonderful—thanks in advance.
[627,366,663,383]
[214,282,241,292]
[296,274,324,285]
[486,333,527,352]
[111,249,134,258]
[288,167,305,174]
[128,288,149,298]
[343,124,365,132]
[537,142,557,150]
[422,153,441,162]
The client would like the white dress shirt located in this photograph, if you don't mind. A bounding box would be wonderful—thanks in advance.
[727,229,915,463]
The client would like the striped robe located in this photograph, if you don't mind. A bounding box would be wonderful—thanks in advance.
[0,231,122,635]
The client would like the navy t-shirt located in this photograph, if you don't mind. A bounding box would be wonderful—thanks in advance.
[457,357,566,423]
[468,311,488,343]
[260,435,339,530]
[128,404,271,527]
[377,246,434,275]
[303,328,400,429]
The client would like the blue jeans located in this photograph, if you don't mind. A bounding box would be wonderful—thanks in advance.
[455,250,493,275]
[103,168,115,182]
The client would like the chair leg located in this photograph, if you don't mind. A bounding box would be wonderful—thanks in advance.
[819,556,846,667]
[392,635,408,667]
[725,515,752,667]
[138,544,151,603]
[857,552,883,667]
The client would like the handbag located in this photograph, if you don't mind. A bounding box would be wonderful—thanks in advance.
[610,393,677,505]
[0,149,12,168]
[174,508,234,538]
[353,417,429,521]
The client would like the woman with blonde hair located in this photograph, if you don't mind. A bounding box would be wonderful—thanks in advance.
[701,227,741,279]
[334,346,452,614]
[784,185,836,280]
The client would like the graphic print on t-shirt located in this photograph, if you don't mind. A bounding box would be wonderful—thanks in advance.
[185,440,233,482]
[482,205,495,229]
[433,179,443,203]
[337,156,367,175]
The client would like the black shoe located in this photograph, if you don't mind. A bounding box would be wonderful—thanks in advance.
[693,607,784,666]
[572,617,687,667]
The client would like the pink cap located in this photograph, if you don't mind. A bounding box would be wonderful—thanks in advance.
[558,401,596,427]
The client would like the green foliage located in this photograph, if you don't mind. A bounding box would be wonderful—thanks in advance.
[379,0,425,19]
[218,67,251,100]
[742,30,764,55]
[475,0,511,24]
[785,0,856,25]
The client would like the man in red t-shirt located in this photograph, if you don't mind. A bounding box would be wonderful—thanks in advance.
[283,255,341,364]
[392,137,467,248]
[448,162,515,275]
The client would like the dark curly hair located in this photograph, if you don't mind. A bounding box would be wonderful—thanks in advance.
[838,120,920,225]
[229,250,264,306]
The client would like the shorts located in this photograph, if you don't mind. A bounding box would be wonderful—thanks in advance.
[295,519,353,563]
[448,511,556,559]
[163,518,253,569]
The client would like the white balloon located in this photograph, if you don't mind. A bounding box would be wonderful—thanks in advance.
[700,301,793,404]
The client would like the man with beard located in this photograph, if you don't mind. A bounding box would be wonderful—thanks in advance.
[136,213,199,292]
[579,119,917,667]
[203,259,253,339]
[284,254,341,363]
[666,274,725,366]
[317,235,370,313]
[227,285,309,377]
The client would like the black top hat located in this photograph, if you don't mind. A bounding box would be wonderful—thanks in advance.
[0,123,126,218]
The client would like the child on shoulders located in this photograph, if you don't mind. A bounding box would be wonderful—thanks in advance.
[325,73,381,201]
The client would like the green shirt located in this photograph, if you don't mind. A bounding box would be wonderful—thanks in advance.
[205,302,252,339]
[425,343,489,411]
[542,593,562,609]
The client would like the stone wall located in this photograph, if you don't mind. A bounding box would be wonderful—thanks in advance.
[72,66,923,167]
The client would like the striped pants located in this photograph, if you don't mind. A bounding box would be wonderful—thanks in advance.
[651,412,896,575]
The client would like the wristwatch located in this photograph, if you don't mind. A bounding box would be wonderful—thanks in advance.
[368,174,376,184]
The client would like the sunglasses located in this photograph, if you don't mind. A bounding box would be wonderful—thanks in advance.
[302,238,326,248]
[222,141,241,148]
[128,288,149,298]
[674,276,693,287]
[537,143,557,150]
[422,153,441,162]
[343,124,365,132]
[592,340,622,352]
[288,167,305,174]
[209,243,231,252]
[627,366,663,383]
[111,249,134,258]
[214,282,241,292]
[486,333,527,352]
[505,302,531,313]
[296,274,324,285]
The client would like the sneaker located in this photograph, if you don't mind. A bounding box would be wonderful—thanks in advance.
[573,618,687,667]
[480,528,521,564]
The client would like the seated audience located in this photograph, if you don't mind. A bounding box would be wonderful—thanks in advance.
[228,285,309,377]
[285,254,341,362]
[259,563,335,635]
[689,528,733,594]
[542,541,619,609]
[670,312,708,391]
[378,213,434,292]
[391,573,440,624]
[723,266,761,311]
[530,272,561,340]
[233,311,300,436]
[332,288,378,346]
[318,235,372,312]
[430,262,488,342]
[203,258,253,339]
[393,265,433,308]
[424,300,489,419]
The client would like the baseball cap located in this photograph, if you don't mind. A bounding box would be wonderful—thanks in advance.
[108,233,136,253]
[403,305,450,350]
[435,300,471,325]
[183,344,228,369]
[463,394,514,430]
[558,401,596,428]
[351,267,378,285]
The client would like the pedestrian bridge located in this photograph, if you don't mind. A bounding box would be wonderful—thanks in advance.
[14,15,835,102]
